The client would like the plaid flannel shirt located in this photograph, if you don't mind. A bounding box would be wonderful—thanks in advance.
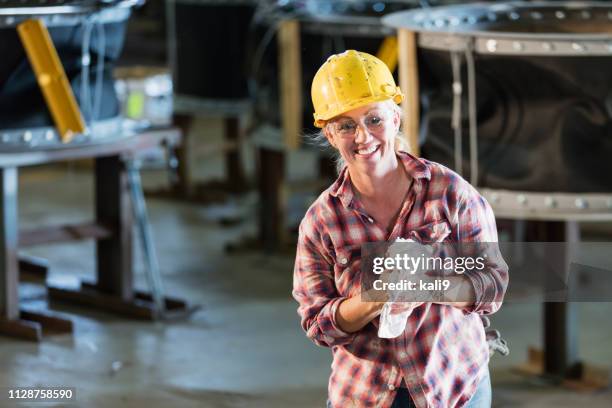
[293,152,508,408]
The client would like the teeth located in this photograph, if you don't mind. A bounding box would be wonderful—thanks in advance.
[357,145,378,155]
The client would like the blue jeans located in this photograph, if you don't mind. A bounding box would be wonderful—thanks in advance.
[391,371,492,408]
[326,371,491,408]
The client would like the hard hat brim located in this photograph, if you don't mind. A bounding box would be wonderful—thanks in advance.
[313,92,403,128]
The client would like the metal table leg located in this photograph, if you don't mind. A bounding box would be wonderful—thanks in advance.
[258,148,286,252]
[543,221,580,376]
[0,167,72,341]
[0,167,20,322]
[172,113,193,196]
[126,159,166,318]
[224,117,247,192]
[516,220,610,389]
[95,155,133,300]
[48,155,191,319]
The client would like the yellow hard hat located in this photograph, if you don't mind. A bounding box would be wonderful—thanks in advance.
[311,50,403,128]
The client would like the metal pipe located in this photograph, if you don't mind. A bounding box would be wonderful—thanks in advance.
[125,159,166,318]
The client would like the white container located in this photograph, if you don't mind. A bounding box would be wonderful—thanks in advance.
[114,66,173,127]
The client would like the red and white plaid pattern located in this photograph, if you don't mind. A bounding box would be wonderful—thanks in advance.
[293,152,508,408]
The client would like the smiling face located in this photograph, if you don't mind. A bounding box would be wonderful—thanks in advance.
[323,100,401,179]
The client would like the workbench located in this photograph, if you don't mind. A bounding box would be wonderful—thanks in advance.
[0,127,188,341]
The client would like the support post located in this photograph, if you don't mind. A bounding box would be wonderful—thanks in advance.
[95,155,133,300]
[0,167,19,321]
[224,117,247,192]
[258,148,285,252]
[172,113,194,196]
[520,220,580,377]
[543,221,580,376]
[398,29,420,156]
[278,19,302,150]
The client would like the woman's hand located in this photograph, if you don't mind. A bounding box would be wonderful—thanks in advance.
[335,288,424,334]
[335,293,387,334]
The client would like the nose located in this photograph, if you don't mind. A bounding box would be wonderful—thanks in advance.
[354,124,372,145]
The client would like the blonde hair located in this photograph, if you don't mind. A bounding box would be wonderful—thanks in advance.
[307,100,407,174]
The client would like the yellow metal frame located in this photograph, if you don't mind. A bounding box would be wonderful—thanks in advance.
[377,36,399,73]
[17,19,85,142]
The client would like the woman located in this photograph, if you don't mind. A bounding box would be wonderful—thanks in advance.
[292,50,508,408]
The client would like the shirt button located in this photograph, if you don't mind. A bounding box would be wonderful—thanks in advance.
[399,351,407,359]
[388,384,395,391]
[339,257,348,265]
[368,217,374,223]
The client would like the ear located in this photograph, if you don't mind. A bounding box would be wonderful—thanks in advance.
[392,107,401,133]
[323,125,337,149]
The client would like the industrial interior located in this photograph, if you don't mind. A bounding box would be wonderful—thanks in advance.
[0,0,611,407]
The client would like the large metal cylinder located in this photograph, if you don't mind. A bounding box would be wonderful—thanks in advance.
[385,2,612,194]
[0,0,139,149]
[166,0,258,112]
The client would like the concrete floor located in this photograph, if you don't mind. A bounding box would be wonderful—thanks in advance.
[1,119,612,407]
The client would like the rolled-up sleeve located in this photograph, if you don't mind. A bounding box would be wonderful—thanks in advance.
[292,226,356,348]
[454,184,509,315]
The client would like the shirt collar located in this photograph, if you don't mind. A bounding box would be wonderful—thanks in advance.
[329,151,431,208]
